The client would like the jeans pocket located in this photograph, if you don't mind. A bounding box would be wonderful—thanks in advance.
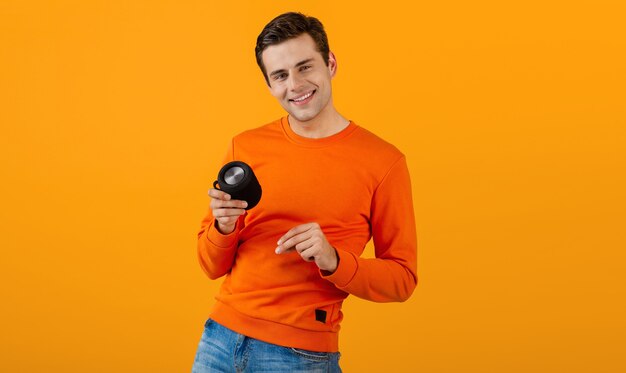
[289,347,331,362]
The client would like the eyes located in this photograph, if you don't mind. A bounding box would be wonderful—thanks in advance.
[274,73,288,80]
[272,65,312,82]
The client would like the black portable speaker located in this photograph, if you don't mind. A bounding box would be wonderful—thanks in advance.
[213,161,262,210]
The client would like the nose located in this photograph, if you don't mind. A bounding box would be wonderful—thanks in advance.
[286,72,304,91]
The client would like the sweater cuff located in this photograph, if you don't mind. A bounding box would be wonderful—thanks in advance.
[321,248,358,288]
[206,219,240,248]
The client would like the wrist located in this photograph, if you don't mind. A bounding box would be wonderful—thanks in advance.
[321,248,340,275]
[215,220,236,235]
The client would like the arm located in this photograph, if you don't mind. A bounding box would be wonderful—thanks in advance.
[196,140,247,280]
[197,197,246,280]
[322,156,418,302]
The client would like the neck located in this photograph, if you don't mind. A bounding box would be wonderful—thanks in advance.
[288,105,350,139]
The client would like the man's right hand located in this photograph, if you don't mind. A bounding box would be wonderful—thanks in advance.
[208,188,248,234]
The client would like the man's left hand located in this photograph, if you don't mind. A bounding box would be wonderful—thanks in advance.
[275,222,338,273]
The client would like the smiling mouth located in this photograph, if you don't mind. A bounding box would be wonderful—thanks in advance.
[289,90,316,104]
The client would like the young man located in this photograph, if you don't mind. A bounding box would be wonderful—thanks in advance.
[192,12,417,372]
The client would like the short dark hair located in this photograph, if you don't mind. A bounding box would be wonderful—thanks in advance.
[255,12,330,85]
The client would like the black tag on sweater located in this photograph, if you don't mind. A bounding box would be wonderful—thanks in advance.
[315,309,327,323]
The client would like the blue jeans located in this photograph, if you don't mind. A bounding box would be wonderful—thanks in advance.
[192,319,342,373]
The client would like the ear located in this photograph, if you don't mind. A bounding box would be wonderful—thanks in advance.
[328,51,338,78]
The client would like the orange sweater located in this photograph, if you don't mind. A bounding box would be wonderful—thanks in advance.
[197,117,417,352]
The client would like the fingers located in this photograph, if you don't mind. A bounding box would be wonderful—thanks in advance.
[208,188,248,210]
[275,227,316,254]
[299,247,317,262]
[275,223,322,255]
[277,223,317,246]
[278,236,325,264]
[276,236,315,255]
[279,232,314,252]
[208,188,230,200]
[207,188,247,235]
[213,207,247,217]
[275,222,338,272]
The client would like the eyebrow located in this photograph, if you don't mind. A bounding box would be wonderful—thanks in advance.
[269,58,315,78]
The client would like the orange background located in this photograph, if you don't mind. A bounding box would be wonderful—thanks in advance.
[1,1,625,372]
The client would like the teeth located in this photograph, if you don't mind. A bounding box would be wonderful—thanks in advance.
[293,91,313,102]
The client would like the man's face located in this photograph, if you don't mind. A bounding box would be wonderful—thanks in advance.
[261,33,336,123]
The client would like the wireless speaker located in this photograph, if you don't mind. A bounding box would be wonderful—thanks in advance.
[213,161,262,210]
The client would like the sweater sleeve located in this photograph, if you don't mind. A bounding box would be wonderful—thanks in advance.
[322,156,418,302]
[196,139,246,280]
